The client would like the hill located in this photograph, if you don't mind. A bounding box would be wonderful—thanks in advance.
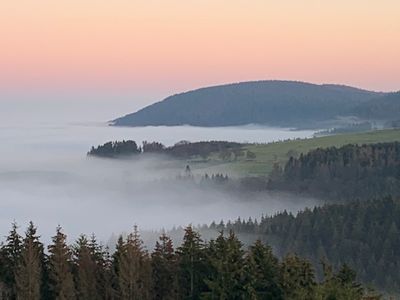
[356,91,400,121]
[268,141,400,200]
[200,129,400,177]
[86,129,400,178]
[113,81,382,128]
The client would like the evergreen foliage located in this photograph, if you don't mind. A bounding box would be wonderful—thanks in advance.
[0,222,381,299]
[270,142,400,200]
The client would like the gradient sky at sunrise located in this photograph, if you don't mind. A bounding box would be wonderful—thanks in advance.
[1,0,399,96]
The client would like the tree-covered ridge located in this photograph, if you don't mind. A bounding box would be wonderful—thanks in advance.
[269,142,400,200]
[356,91,400,121]
[88,140,244,159]
[112,80,382,128]
[87,140,141,158]
[183,197,399,295]
[0,223,380,300]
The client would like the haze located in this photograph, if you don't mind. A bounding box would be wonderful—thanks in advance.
[0,100,318,243]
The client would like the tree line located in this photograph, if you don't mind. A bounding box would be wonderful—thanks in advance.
[0,222,380,300]
[269,142,400,200]
[179,197,399,295]
[87,140,244,160]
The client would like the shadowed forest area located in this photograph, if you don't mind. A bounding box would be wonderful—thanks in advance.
[0,222,382,300]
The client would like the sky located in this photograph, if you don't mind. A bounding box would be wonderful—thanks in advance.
[0,0,399,106]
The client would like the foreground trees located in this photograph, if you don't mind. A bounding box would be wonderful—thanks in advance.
[0,223,380,300]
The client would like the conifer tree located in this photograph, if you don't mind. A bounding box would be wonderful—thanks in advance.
[73,235,99,300]
[281,254,316,300]
[15,222,43,300]
[204,231,248,299]
[151,234,177,300]
[117,226,151,300]
[111,235,125,298]
[176,225,205,299]
[245,240,283,299]
[0,222,23,299]
[316,262,365,299]
[87,234,109,298]
[101,247,117,300]
[48,226,76,300]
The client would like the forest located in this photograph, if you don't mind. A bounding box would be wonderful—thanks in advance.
[177,197,399,294]
[0,222,381,300]
[87,140,243,159]
[269,142,400,200]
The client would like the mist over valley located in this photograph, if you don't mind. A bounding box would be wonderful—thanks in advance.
[0,99,318,243]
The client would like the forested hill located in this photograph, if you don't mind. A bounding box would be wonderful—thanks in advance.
[356,91,400,121]
[269,141,400,200]
[113,81,382,127]
[181,197,400,294]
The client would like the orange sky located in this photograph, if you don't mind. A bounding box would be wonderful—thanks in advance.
[1,0,399,94]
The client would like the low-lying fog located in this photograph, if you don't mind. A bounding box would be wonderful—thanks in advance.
[0,98,319,243]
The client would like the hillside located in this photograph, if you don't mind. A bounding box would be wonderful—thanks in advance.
[87,129,400,178]
[268,141,400,200]
[113,81,382,128]
[193,129,400,177]
[356,91,400,121]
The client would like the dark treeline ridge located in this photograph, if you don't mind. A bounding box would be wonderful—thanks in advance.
[356,91,400,121]
[269,142,400,200]
[87,140,243,159]
[0,223,381,300]
[176,197,399,295]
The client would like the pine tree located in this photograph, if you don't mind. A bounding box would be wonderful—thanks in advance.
[0,222,23,299]
[111,235,125,298]
[48,226,76,300]
[245,240,283,299]
[117,226,151,300]
[281,254,316,300]
[203,231,248,299]
[15,222,43,300]
[87,234,108,298]
[102,247,117,300]
[316,262,365,300]
[73,235,99,300]
[176,225,205,299]
[151,234,177,300]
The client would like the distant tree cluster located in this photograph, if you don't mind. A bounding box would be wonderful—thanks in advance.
[269,142,400,200]
[142,141,166,153]
[87,140,141,158]
[0,223,378,299]
[316,122,374,135]
[87,140,244,160]
[200,173,229,185]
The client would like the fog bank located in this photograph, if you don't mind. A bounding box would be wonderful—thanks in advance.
[0,99,318,243]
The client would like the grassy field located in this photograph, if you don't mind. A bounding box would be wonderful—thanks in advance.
[191,129,400,177]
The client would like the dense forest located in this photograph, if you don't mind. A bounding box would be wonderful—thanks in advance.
[87,140,244,159]
[356,92,400,121]
[112,81,381,128]
[269,142,400,200]
[0,222,381,300]
[159,197,400,295]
